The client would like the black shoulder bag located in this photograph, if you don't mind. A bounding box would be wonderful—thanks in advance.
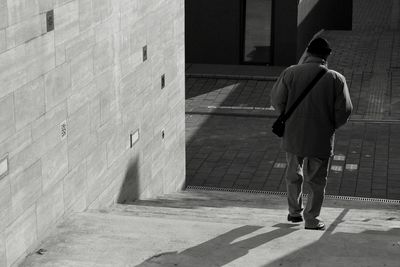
[272,68,327,137]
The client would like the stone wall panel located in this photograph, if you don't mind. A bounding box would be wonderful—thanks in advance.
[36,180,64,237]
[9,124,59,176]
[65,29,95,61]
[38,0,53,13]
[0,3,8,29]
[10,160,42,220]
[44,63,71,111]
[7,0,39,26]
[5,205,37,267]
[54,1,79,45]
[41,140,68,192]
[0,29,6,53]
[14,77,45,131]
[0,0,185,265]
[68,80,97,115]
[78,0,93,31]
[67,104,97,170]
[63,161,87,210]
[70,48,93,89]
[0,94,15,144]
[0,125,31,161]
[6,14,43,49]
[0,177,12,232]
[31,102,67,141]
[0,232,5,267]
[93,37,114,74]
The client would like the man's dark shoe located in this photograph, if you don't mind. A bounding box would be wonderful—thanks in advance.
[287,214,303,223]
[305,222,325,230]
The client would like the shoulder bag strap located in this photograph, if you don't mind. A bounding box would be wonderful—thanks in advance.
[281,68,327,121]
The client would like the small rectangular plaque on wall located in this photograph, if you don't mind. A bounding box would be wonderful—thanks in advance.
[143,45,147,61]
[130,130,140,148]
[46,10,54,32]
[161,74,165,89]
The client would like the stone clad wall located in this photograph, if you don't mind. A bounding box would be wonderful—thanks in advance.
[0,0,185,266]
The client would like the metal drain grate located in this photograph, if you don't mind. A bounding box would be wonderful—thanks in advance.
[185,185,400,204]
[186,185,287,196]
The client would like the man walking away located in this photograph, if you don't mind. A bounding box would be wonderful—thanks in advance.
[270,37,353,230]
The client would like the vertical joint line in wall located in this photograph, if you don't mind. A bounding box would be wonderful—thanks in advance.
[65,99,70,172]
[388,70,393,116]
[91,47,95,79]
[389,32,395,70]
[4,172,12,266]
[386,124,391,198]
[42,75,47,121]
[53,29,56,67]
[370,124,377,196]
[11,92,18,137]
[34,202,39,255]
[84,158,89,198]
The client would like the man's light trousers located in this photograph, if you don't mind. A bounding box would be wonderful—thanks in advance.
[285,152,330,226]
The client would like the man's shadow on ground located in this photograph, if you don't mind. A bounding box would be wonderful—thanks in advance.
[135,209,400,266]
[135,223,298,267]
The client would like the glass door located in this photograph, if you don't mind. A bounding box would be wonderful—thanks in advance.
[242,0,273,64]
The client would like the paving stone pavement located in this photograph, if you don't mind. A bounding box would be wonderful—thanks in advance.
[185,0,400,200]
[186,115,400,200]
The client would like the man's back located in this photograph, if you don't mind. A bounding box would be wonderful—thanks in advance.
[271,56,353,158]
[272,37,353,231]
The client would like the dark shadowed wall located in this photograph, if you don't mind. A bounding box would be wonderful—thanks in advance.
[273,0,298,66]
[185,0,353,66]
[185,0,241,64]
[297,0,353,58]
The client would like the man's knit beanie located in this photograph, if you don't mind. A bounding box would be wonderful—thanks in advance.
[307,37,332,55]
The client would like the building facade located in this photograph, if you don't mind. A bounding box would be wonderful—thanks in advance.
[0,1,185,266]
[186,0,352,66]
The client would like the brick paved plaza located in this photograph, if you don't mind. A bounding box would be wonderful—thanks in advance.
[185,0,400,200]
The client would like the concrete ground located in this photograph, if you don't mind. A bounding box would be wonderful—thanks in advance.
[21,190,400,267]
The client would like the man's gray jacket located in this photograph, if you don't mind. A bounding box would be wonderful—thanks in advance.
[270,56,353,158]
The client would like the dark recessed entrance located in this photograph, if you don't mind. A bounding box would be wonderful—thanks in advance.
[242,0,273,64]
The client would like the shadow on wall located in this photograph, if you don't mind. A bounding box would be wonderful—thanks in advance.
[135,224,298,266]
[117,158,140,204]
